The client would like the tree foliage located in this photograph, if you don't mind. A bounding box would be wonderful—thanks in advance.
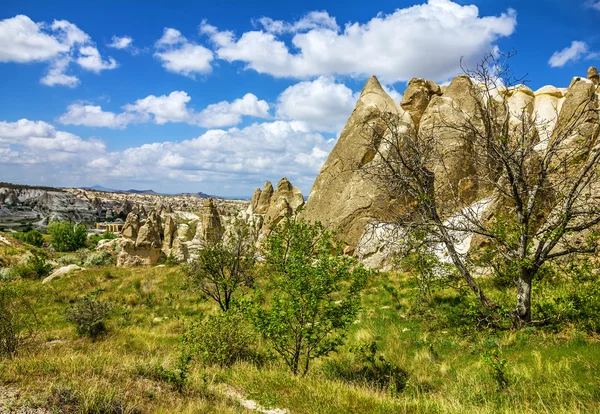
[48,221,87,252]
[246,216,369,375]
[183,221,257,311]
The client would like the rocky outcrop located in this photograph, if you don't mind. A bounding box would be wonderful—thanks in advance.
[264,178,304,228]
[400,78,442,126]
[200,199,222,246]
[302,68,600,266]
[0,186,97,229]
[42,265,85,284]
[255,181,273,214]
[121,212,141,239]
[301,76,414,253]
[162,215,176,254]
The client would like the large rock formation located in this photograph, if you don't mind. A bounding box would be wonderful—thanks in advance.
[200,198,222,246]
[301,76,414,253]
[302,67,600,266]
[0,185,97,230]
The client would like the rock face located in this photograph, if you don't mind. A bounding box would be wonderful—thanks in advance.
[264,178,305,228]
[255,181,273,214]
[200,199,222,246]
[0,185,97,230]
[303,68,600,267]
[115,210,163,266]
[162,215,176,254]
[301,76,413,253]
[42,265,85,284]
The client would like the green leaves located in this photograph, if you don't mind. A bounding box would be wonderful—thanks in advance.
[247,216,369,375]
[48,221,87,252]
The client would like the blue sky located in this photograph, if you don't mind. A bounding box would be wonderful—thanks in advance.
[0,0,599,196]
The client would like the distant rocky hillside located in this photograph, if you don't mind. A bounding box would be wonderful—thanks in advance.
[0,185,97,230]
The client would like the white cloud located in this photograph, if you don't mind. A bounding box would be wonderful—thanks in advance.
[58,91,270,128]
[276,77,358,132]
[58,104,138,128]
[154,27,213,77]
[196,93,270,128]
[548,41,594,68]
[0,118,333,195]
[77,46,118,72]
[256,11,339,34]
[0,15,68,62]
[108,35,133,49]
[0,14,117,86]
[123,91,193,124]
[204,0,517,83]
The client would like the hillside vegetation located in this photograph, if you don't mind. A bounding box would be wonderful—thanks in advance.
[1,231,599,413]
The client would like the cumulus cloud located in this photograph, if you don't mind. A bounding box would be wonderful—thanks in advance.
[58,104,139,128]
[0,118,333,195]
[0,14,118,86]
[57,91,270,128]
[108,35,133,49]
[154,27,213,77]
[202,0,516,83]
[255,11,339,34]
[276,77,358,133]
[548,41,595,68]
[196,93,271,128]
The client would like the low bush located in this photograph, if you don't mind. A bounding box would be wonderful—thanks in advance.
[13,229,44,247]
[65,296,112,339]
[183,311,256,367]
[0,284,37,357]
[323,341,408,395]
[57,254,82,266]
[83,251,115,267]
[87,231,117,248]
[5,254,52,280]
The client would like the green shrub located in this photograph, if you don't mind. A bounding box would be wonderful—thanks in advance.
[13,229,44,247]
[57,254,82,266]
[151,351,193,393]
[323,341,408,394]
[246,216,369,375]
[6,254,52,280]
[83,251,115,267]
[48,221,87,252]
[184,311,256,367]
[0,284,37,357]
[65,296,112,339]
[87,231,117,248]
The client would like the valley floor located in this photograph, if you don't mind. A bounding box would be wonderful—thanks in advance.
[1,245,599,413]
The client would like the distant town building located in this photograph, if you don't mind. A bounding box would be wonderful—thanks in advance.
[95,222,123,232]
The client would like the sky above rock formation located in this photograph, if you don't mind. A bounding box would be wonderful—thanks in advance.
[1,0,598,196]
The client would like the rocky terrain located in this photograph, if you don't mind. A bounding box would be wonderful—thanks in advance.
[302,67,600,268]
[0,184,97,230]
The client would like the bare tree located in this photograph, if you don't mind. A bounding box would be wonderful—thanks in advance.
[360,51,600,326]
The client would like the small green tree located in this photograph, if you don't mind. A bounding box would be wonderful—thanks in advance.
[13,229,44,247]
[183,221,256,311]
[0,284,37,358]
[247,216,369,375]
[48,221,87,252]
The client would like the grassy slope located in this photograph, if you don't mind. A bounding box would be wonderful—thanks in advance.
[1,238,599,413]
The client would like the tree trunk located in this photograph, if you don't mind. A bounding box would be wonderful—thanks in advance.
[514,270,532,328]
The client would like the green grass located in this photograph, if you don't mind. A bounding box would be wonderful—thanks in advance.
[0,240,599,413]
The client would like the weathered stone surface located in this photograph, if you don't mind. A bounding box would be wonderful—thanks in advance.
[136,210,162,249]
[42,265,85,284]
[250,188,262,212]
[264,178,304,227]
[400,78,442,126]
[552,76,599,151]
[419,74,483,209]
[533,86,566,150]
[588,66,599,85]
[200,199,222,245]
[116,238,161,267]
[302,75,413,252]
[255,181,273,214]
[162,215,176,253]
[121,212,141,240]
